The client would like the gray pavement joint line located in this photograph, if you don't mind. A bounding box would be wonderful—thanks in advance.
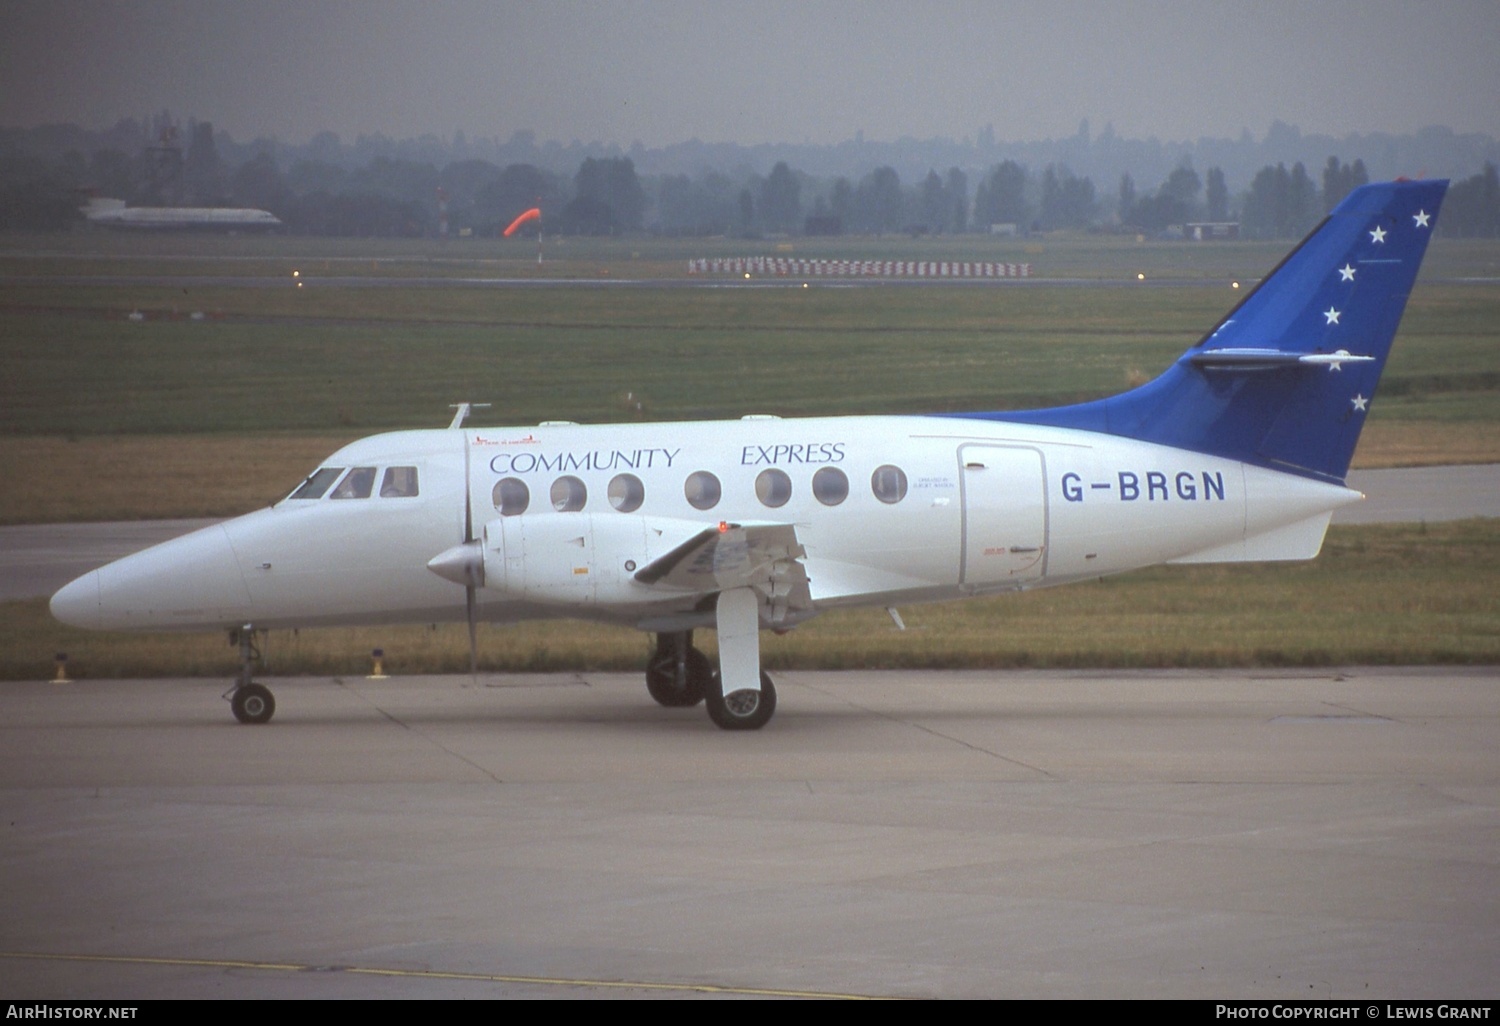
[1415,781,1495,812]
[1321,699,1397,722]
[334,679,504,784]
[791,676,1058,779]
[0,951,883,1000]
[1321,696,1500,752]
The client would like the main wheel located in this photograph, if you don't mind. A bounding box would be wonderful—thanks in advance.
[231,682,275,724]
[705,672,776,731]
[645,646,711,707]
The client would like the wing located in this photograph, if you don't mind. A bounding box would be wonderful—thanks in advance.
[633,521,811,627]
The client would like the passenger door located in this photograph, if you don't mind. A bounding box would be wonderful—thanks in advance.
[959,445,1047,588]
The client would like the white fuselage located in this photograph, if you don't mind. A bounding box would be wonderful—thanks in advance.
[50,415,1361,635]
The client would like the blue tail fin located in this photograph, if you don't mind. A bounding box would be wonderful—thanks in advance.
[980,179,1447,482]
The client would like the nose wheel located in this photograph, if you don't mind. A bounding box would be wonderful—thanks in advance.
[230,682,275,724]
[226,625,276,724]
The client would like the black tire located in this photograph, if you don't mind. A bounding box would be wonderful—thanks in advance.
[705,671,776,731]
[645,646,711,707]
[231,682,275,724]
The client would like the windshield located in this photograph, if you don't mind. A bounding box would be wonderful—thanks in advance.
[288,466,344,500]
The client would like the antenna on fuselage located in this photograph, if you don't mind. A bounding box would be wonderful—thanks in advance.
[448,402,491,429]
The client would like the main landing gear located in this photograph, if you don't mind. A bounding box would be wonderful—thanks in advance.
[645,632,778,730]
[225,625,275,724]
[705,670,776,731]
[645,631,711,707]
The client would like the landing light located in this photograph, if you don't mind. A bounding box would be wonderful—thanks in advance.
[1232,281,1240,289]
[1137,272,1145,281]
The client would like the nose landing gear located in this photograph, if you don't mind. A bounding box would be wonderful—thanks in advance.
[225,625,275,724]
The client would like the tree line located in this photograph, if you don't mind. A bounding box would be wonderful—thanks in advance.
[1,119,1497,239]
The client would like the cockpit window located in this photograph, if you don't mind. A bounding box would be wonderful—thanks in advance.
[380,466,419,497]
[289,467,344,500]
[330,466,377,499]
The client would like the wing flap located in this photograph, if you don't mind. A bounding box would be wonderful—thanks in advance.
[633,521,811,626]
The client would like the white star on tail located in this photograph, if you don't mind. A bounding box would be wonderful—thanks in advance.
[1327,349,1352,371]
[1413,210,1431,228]
[1369,225,1387,243]
[1324,307,1341,325]
[1339,264,1356,282]
[1350,394,1369,412]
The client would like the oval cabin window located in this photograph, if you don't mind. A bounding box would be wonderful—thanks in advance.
[608,473,645,512]
[812,466,849,506]
[755,468,793,508]
[551,476,587,512]
[684,471,722,511]
[871,465,908,504]
[493,477,530,516]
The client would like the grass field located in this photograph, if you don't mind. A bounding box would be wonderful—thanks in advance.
[4,520,1495,682]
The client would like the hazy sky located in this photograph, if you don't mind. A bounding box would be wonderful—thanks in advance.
[4,0,1498,147]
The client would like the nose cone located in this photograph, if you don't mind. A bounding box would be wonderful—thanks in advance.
[49,524,253,631]
[50,570,103,630]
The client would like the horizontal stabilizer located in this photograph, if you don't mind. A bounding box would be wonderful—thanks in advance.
[1168,512,1335,564]
[1187,348,1375,371]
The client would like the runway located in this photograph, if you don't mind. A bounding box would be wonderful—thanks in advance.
[1337,464,1500,524]
[7,273,1496,292]
[2,272,1185,290]
[1,667,1496,999]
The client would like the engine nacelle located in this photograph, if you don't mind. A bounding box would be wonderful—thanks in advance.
[480,514,706,605]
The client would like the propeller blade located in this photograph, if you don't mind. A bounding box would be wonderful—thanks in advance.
[466,583,478,679]
[463,428,480,680]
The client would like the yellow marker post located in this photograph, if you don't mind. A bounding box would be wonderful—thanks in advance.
[367,648,388,680]
[52,653,70,684]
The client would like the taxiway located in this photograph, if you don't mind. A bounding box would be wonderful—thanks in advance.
[1,667,1496,999]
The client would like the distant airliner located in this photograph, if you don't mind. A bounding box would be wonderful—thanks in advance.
[51,180,1446,730]
[83,197,282,232]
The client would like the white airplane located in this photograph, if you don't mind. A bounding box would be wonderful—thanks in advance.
[51,179,1447,730]
[83,197,282,232]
